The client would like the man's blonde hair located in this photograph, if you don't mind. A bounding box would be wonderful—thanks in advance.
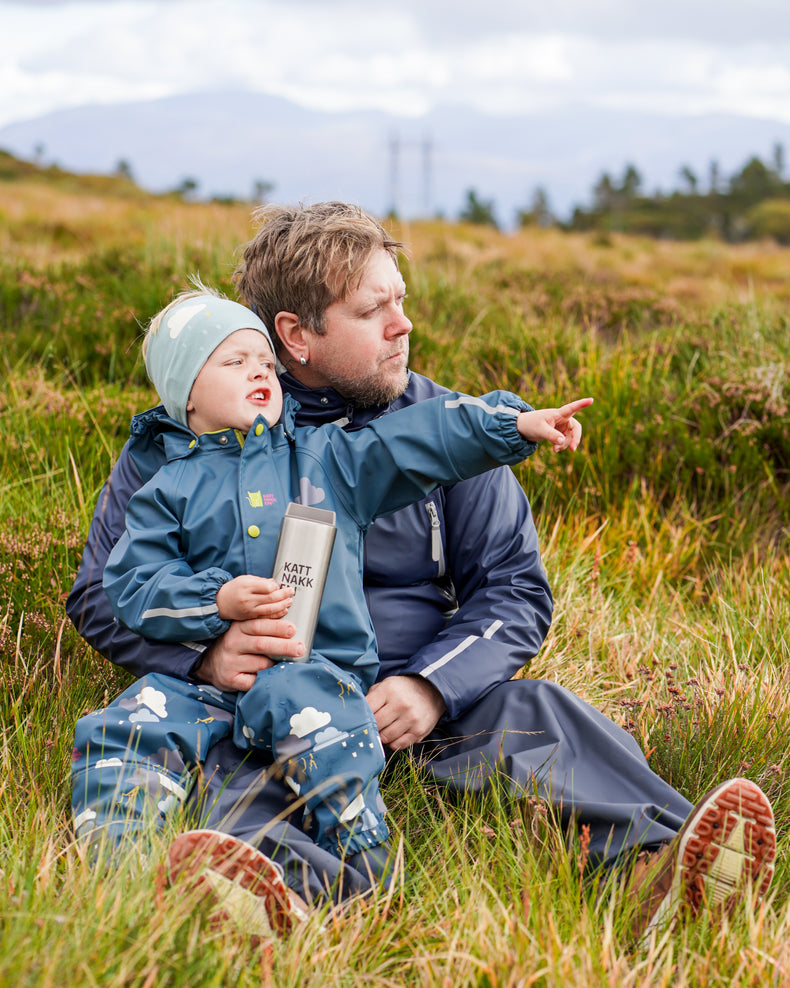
[233,202,404,350]
[142,278,227,361]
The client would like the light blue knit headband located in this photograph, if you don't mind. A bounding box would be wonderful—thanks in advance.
[144,295,276,426]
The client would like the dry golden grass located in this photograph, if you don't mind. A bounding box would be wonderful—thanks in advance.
[0,181,256,267]
[397,220,790,308]
[6,176,790,307]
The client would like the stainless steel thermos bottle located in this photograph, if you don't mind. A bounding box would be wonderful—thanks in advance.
[270,502,337,659]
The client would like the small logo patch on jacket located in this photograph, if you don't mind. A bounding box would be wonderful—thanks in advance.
[246,490,277,507]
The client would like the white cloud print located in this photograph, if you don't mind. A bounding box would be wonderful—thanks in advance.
[93,757,124,769]
[137,686,168,718]
[339,792,366,823]
[312,726,350,752]
[314,726,344,745]
[157,794,181,815]
[73,807,96,833]
[295,476,325,507]
[121,685,168,720]
[289,706,331,738]
[157,774,187,800]
[166,302,205,339]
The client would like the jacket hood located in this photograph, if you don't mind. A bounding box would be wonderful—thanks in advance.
[128,392,301,460]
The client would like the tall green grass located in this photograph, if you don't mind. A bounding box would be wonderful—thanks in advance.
[1,195,789,985]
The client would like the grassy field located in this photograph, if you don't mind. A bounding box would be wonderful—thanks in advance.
[1,173,789,986]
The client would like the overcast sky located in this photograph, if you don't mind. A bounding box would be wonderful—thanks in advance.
[3,0,790,129]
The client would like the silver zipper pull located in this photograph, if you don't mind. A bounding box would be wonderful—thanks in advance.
[425,501,446,577]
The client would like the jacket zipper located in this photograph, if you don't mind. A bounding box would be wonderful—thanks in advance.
[425,501,446,577]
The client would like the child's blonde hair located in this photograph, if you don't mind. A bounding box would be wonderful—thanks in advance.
[142,277,228,361]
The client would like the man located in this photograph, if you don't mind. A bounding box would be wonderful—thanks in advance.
[67,202,775,941]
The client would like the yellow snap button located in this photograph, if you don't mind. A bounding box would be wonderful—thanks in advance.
[255,423,264,436]
[247,525,260,538]
[188,440,196,449]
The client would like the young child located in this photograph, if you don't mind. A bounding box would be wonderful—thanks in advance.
[73,286,591,891]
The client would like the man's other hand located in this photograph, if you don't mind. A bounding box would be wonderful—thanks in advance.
[367,675,446,750]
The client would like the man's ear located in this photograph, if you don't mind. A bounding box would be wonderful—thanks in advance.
[275,311,309,363]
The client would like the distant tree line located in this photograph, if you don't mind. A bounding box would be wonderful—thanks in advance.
[14,141,790,244]
[459,143,790,244]
[111,159,274,206]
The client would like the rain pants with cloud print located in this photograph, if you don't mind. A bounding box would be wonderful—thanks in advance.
[72,660,387,858]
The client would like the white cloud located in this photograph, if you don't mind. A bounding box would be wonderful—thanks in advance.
[289,705,331,738]
[0,0,173,124]
[578,39,790,123]
[388,0,790,47]
[136,685,167,718]
[2,0,790,128]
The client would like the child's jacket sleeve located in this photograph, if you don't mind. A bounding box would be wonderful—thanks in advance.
[103,469,233,643]
[66,441,211,679]
[319,390,537,527]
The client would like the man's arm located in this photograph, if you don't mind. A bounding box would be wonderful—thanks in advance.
[367,465,553,746]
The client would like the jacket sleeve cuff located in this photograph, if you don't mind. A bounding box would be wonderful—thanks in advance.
[196,568,234,638]
[496,393,538,458]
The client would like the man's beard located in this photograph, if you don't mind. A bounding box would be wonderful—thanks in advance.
[333,363,409,409]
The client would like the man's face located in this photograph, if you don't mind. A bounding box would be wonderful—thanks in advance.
[307,248,412,407]
[186,329,283,435]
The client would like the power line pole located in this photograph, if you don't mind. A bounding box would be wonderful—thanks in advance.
[389,133,400,217]
[386,132,434,218]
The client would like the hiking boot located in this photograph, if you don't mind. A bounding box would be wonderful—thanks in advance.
[629,777,776,943]
[167,829,310,939]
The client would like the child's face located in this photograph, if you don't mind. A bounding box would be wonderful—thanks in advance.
[186,329,283,436]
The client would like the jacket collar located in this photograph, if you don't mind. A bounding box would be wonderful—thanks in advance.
[128,392,301,460]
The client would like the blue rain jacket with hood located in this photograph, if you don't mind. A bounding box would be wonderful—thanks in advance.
[102,386,538,692]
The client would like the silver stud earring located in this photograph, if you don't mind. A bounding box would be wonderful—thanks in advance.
[300,355,307,366]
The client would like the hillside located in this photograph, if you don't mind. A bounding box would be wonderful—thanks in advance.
[3,148,790,300]
[0,148,157,198]
[1,153,789,987]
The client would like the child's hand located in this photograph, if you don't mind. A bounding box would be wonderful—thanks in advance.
[517,397,594,452]
[217,575,295,621]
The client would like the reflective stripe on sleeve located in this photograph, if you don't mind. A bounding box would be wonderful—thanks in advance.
[443,396,519,416]
[421,619,504,677]
[141,604,219,620]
